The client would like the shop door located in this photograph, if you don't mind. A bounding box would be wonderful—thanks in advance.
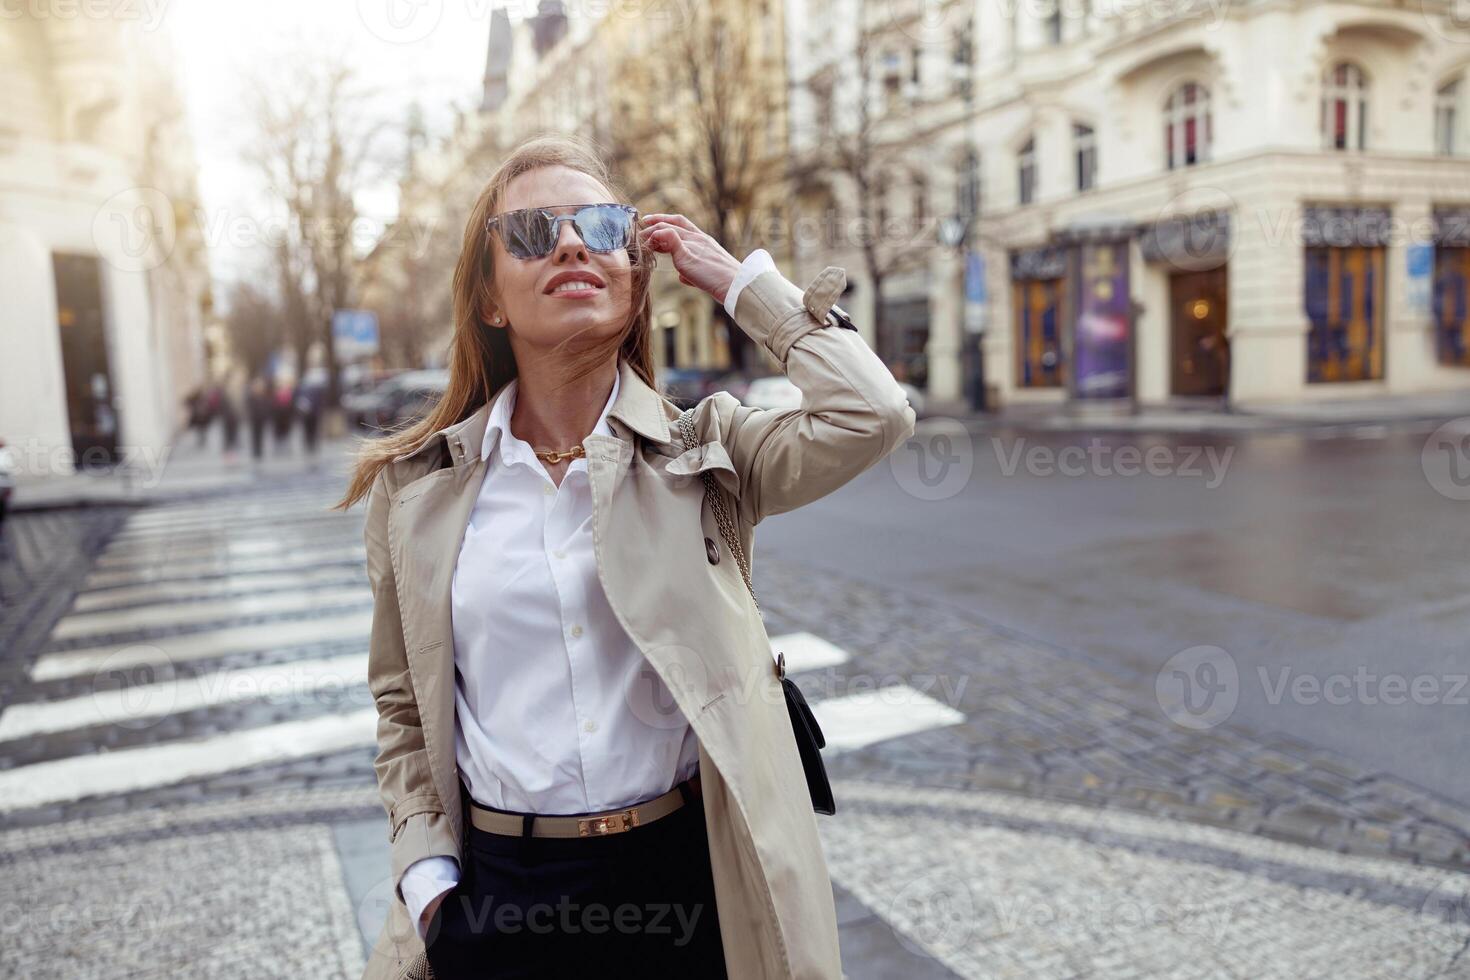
[1170,267,1229,397]
[1304,245,1386,382]
[53,253,119,464]
[1014,278,1063,387]
[1435,245,1470,367]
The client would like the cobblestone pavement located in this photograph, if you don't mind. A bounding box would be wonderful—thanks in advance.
[1,473,1468,978]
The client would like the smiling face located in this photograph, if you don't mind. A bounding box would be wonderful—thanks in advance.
[483,165,636,356]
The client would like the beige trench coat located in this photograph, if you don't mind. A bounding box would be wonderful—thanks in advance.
[359,263,917,980]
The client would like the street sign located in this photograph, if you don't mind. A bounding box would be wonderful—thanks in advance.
[332,309,380,359]
[1407,242,1433,314]
[964,250,988,334]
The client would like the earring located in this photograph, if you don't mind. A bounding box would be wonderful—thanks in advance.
[491,314,503,325]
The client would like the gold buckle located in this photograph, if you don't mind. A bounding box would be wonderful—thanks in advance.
[578,809,639,836]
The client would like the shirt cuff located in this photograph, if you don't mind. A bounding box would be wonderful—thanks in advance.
[724,248,778,320]
[401,855,461,942]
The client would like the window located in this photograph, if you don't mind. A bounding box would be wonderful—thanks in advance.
[1436,78,1460,156]
[876,170,890,229]
[1018,137,1036,205]
[1164,82,1211,169]
[882,50,902,111]
[956,148,981,219]
[1074,123,1096,191]
[911,45,922,85]
[913,174,927,225]
[1322,61,1368,151]
[952,19,974,100]
[1044,0,1063,44]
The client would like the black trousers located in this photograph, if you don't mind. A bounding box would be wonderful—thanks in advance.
[425,783,728,979]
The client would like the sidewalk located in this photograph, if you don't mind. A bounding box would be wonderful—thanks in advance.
[10,431,358,512]
[925,387,1470,435]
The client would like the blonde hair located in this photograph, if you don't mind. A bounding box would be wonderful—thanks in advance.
[336,132,656,509]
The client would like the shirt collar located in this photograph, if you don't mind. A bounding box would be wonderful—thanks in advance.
[480,367,621,466]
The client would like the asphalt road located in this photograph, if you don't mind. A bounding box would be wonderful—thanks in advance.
[761,417,1470,810]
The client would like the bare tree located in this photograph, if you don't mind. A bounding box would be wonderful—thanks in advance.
[790,0,936,371]
[611,0,786,372]
[221,278,284,378]
[243,45,392,406]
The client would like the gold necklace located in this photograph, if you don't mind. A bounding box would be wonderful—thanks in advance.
[532,444,585,464]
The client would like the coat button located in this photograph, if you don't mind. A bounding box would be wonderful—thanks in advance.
[705,536,720,565]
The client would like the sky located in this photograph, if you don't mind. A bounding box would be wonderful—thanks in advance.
[165,0,508,291]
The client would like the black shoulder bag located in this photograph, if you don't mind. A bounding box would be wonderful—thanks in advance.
[675,407,836,815]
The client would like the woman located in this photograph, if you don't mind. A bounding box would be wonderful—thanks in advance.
[338,134,916,980]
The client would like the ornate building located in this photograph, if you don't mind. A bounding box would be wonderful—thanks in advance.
[0,12,211,468]
[786,0,1470,408]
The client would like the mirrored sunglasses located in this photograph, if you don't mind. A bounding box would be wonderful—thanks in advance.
[485,203,639,259]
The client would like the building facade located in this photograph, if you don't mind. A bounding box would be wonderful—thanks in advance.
[785,0,1470,408]
[0,12,211,471]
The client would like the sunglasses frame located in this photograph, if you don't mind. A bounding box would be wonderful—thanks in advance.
[485,202,640,259]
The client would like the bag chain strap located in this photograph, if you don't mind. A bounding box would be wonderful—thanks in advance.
[676,407,760,613]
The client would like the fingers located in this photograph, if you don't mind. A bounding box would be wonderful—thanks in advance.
[640,213,700,234]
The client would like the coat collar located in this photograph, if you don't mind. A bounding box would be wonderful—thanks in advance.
[392,357,672,467]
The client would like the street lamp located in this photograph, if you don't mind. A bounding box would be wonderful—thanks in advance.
[939,211,988,412]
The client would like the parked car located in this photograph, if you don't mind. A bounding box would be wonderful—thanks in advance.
[657,367,738,410]
[0,437,15,526]
[349,369,449,431]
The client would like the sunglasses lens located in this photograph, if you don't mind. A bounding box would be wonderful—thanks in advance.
[501,209,557,258]
[576,205,633,252]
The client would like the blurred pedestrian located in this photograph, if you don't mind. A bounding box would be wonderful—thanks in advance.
[247,375,271,461]
[271,375,295,453]
[296,369,327,457]
[222,366,247,458]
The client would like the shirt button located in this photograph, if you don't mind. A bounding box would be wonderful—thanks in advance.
[553,549,566,559]
[584,720,597,733]
[570,624,583,638]
[543,484,555,496]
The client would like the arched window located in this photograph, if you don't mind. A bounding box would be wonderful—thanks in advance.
[1436,77,1461,156]
[956,147,981,218]
[1322,61,1368,151]
[1164,82,1211,169]
[1074,123,1097,191]
[1017,137,1037,205]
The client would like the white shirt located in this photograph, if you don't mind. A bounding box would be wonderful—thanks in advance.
[397,260,764,934]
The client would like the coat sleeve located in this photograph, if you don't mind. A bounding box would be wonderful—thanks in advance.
[705,264,918,526]
[363,469,461,905]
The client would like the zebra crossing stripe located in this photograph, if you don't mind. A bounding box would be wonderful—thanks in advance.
[30,609,376,682]
[809,685,966,752]
[82,545,366,589]
[0,653,368,741]
[50,586,371,642]
[769,631,850,673]
[0,708,380,812]
[71,566,366,614]
[93,531,361,570]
